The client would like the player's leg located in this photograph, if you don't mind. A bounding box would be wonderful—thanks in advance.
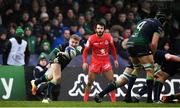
[123,58,140,102]
[162,93,180,103]
[116,67,134,87]
[95,67,134,103]
[31,68,53,95]
[84,71,96,102]
[43,63,61,103]
[133,65,169,102]
[138,55,154,103]
[153,69,169,102]
[103,69,116,102]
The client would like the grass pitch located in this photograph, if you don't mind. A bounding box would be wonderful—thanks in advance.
[0,101,180,107]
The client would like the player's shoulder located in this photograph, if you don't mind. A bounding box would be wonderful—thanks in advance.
[90,34,96,38]
[88,34,97,41]
[145,18,161,25]
[104,33,111,37]
[103,33,112,40]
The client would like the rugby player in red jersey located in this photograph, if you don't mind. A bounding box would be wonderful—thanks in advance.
[82,22,119,102]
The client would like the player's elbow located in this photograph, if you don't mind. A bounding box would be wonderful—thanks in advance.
[165,54,174,61]
[150,43,158,51]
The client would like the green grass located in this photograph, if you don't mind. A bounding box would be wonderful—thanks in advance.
[0,101,180,107]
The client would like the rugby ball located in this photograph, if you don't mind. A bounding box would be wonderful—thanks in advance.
[65,46,77,59]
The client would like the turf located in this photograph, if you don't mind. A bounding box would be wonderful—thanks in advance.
[0,101,180,107]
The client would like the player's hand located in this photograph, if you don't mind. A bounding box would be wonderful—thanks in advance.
[57,51,66,56]
[82,62,88,72]
[46,63,51,68]
[114,60,119,68]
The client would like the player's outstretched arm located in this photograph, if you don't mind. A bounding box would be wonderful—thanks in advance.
[165,53,180,62]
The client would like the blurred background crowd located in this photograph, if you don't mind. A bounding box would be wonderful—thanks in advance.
[0,0,180,66]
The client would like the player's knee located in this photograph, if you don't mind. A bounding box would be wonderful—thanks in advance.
[154,64,161,73]
[133,63,141,69]
[155,71,169,81]
[110,81,118,88]
[51,80,58,85]
[52,77,61,85]
[142,63,154,71]
[120,72,132,81]
[132,63,141,73]
[87,82,93,87]
[108,79,114,83]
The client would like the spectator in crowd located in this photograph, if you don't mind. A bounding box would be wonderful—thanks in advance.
[49,6,61,20]
[7,23,17,38]
[73,2,80,16]
[69,22,81,37]
[114,0,124,14]
[3,26,30,66]
[103,12,113,29]
[51,18,61,40]
[126,11,136,28]
[0,29,8,64]
[115,12,127,29]
[40,12,50,26]
[33,52,49,79]
[56,12,64,29]
[24,26,36,54]
[40,5,48,14]
[122,28,131,39]
[52,28,71,49]
[139,1,152,19]
[40,41,51,55]
[130,3,141,23]
[98,0,112,17]
[78,14,92,35]
[31,0,40,19]
[63,9,76,27]
[80,33,91,49]
[2,2,22,25]
[20,11,30,29]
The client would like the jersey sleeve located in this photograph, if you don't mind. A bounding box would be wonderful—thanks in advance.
[154,21,163,35]
[154,50,167,64]
[48,46,61,62]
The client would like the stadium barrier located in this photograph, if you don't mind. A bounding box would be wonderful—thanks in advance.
[0,65,179,101]
[0,66,26,100]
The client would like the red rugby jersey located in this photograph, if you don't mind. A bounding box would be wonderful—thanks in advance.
[83,33,117,63]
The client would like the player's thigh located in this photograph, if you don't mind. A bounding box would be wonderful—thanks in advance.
[45,68,53,80]
[129,56,141,67]
[124,67,134,75]
[103,70,114,82]
[138,54,154,64]
[87,71,96,83]
[155,70,169,82]
[51,63,62,79]
[89,62,101,73]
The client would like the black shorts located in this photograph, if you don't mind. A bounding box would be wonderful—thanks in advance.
[127,45,152,57]
[161,62,180,77]
[49,56,70,71]
[127,60,134,69]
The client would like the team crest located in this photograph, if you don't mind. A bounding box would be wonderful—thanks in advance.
[105,40,109,45]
